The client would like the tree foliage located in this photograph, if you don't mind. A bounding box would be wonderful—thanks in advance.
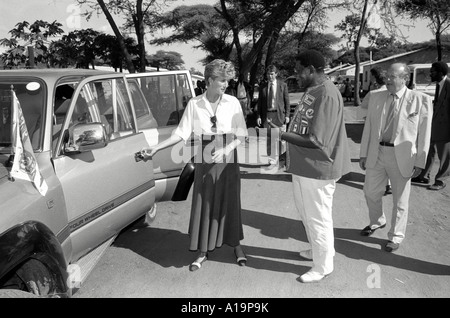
[152,0,319,92]
[47,29,138,70]
[76,0,175,72]
[146,50,184,71]
[274,31,340,78]
[151,4,234,65]
[334,0,400,105]
[0,20,64,68]
[396,0,450,60]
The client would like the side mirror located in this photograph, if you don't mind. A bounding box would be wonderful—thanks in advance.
[64,123,108,154]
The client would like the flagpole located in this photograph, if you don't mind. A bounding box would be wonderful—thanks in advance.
[8,85,15,181]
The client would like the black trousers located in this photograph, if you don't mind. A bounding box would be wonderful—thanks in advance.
[420,140,450,183]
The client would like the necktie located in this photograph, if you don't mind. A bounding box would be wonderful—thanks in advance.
[382,94,397,142]
[268,83,274,109]
[434,83,440,105]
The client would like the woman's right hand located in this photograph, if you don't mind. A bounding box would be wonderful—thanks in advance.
[140,147,157,161]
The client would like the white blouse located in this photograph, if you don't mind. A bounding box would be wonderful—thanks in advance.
[174,93,248,141]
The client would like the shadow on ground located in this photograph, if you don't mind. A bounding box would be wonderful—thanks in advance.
[334,228,450,276]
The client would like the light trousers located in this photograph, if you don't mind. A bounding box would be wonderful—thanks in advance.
[363,146,411,244]
[292,175,335,275]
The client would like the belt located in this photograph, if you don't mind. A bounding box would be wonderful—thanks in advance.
[267,108,277,112]
[379,141,394,147]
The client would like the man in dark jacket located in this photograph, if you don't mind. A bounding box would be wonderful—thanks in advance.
[257,65,290,168]
[412,61,450,190]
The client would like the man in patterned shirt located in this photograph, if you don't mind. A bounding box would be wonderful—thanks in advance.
[281,50,351,283]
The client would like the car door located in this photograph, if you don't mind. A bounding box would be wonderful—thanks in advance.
[52,74,155,262]
[126,71,195,202]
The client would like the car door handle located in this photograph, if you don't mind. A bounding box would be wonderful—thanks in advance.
[135,151,146,162]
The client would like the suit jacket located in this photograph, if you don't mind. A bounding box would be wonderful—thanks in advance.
[360,88,433,178]
[431,77,450,141]
[258,80,290,126]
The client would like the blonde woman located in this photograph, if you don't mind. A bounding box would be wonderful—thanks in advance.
[141,59,248,271]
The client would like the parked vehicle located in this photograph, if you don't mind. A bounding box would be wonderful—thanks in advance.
[407,63,436,97]
[0,69,196,297]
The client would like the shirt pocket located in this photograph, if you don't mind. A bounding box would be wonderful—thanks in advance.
[404,111,419,135]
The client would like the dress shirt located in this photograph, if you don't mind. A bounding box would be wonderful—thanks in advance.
[268,80,277,109]
[381,86,407,143]
[175,94,248,140]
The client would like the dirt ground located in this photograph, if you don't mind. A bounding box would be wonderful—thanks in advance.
[73,105,450,300]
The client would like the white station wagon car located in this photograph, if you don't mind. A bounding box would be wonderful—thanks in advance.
[0,68,196,297]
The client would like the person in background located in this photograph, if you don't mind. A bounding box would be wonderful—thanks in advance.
[236,74,251,124]
[236,74,252,143]
[281,50,351,283]
[140,59,248,271]
[257,65,290,169]
[412,61,450,191]
[194,80,204,96]
[359,62,433,253]
[343,78,353,102]
[358,67,392,195]
[225,79,237,96]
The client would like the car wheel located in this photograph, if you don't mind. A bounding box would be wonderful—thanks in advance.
[1,259,62,298]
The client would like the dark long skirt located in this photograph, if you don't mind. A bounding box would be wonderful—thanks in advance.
[188,135,244,252]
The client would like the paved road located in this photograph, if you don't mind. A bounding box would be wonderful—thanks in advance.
[73,105,450,300]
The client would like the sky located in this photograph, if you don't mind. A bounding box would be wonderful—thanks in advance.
[0,0,435,71]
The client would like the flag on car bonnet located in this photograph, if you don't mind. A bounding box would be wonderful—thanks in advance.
[10,87,48,196]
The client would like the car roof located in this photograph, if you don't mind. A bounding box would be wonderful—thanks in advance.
[0,68,122,90]
[0,68,116,80]
[408,63,432,69]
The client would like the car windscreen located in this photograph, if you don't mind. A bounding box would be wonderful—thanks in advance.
[414,68,431,85]
[0,79,46,152]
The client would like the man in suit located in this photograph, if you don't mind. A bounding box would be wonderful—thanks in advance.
[257,65,290,168]
[359,62,433,252]
[412,61,450,190]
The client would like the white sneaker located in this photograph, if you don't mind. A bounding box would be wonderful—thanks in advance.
[298,270,331,283]
[299,249,313,260]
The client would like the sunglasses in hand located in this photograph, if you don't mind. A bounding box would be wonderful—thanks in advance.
[210,115,217,129]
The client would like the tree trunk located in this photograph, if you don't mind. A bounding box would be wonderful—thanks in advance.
[436,30,442,61]
[353,0,372,106]
[219,0,243,71]
[135,0,147,72]
[265,30,279,69]
[27,46,36,69]
[97,0,135,73]
[353,46,361,105]
[222,0,305,81]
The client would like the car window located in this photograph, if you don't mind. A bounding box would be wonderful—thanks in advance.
[415,68,430,85]
[127,79,158,130]
[56,78,137,155]
[138,75,181,127]
[175,74,193,112]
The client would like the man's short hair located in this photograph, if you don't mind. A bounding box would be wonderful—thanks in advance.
[296,49,326,72]
[432,61,449,75]
[370,66,382,78]
[266,65,278,74]
[371,67,387,86]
